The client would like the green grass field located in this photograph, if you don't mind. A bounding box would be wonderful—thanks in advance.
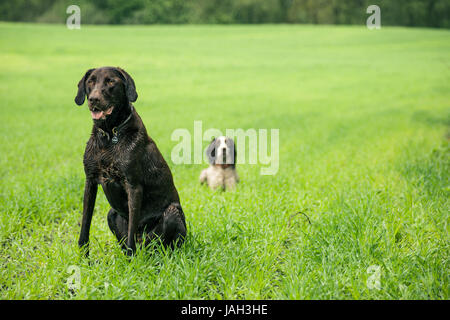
[0,22,448,299]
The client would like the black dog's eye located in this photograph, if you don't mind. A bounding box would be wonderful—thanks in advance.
[106,78,115,86]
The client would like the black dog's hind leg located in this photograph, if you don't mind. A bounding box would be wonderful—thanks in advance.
[108,204,186,252]
[144,203,187,248]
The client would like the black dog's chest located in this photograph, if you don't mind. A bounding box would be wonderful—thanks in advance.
[92,147,130,215]
[96,150,124,185]
[90,144,124,185]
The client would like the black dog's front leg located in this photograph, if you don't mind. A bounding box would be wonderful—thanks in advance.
[78,179,97,257]
[125,183,143,255]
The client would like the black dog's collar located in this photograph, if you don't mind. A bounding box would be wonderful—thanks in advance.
[97,106,134,144]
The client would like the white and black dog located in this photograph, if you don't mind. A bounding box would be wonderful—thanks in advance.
[200,136,239,190]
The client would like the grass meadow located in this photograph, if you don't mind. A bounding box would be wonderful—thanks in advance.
[0,23,449,299]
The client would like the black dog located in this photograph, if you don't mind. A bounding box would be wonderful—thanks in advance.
[75,66,186,256]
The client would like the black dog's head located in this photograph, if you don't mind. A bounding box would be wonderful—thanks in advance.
[74,66,137,121]
[206,136,236,168]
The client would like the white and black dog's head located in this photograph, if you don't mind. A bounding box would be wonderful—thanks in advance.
[206,136,236,168]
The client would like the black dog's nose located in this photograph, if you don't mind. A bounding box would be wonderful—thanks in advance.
[88,96,99,105]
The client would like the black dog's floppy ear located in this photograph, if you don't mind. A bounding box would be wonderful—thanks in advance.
[206,138,217,165]
[116,67,138,102]
[75,68,94,106]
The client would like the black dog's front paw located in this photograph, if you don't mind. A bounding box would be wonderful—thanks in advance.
[123,245,137,258]
[125,248,134,257]
[125,240,137,257]
[78,239,90,258]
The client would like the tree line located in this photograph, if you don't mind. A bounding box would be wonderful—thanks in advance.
[1,0,448,28]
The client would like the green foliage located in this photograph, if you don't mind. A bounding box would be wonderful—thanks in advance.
[0,0,449,27]
[0,23,449,299]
